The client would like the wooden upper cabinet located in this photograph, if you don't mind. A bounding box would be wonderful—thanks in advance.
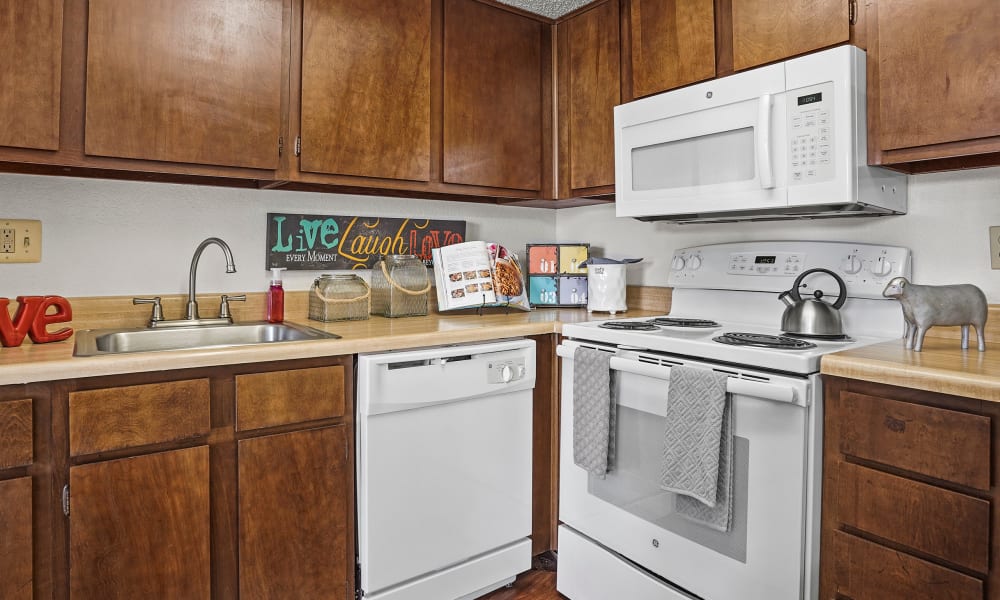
[443,0,543,191]
[558,0,621,196]
[69,446,211,599]
[869,0,1000,166]
[84,0,285,170]
[627,0,715,98]
[730,0,848,72]
[0,0,63,151]
[300,0,432,182]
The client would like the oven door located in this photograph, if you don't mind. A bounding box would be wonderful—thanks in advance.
[557,341,820,600]
[614,62,788,219]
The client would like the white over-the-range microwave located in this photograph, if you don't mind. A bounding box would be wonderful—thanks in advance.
[614,45,907,223]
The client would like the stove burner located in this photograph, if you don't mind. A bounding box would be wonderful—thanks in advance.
[713,332,817,350]
[648,317,721,328]
[784,332,854,342]
[599,320,659,331]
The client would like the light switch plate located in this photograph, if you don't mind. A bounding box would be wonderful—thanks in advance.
[991,226,1000,270]
[0,219,42,263]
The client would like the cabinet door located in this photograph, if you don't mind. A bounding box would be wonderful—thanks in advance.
[0,0,62,151]
[69,446,211,599]
[84,0,284,170]
[627,0,715,98]
[301,0,431,182]
[0,477,32,600]
[558,0,620,196]
[238,426,348,599]
[871,0,1000,160]
[443,0,542,191]
[731,0,848,72]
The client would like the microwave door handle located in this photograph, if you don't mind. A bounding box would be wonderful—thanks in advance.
[757,93,775,189]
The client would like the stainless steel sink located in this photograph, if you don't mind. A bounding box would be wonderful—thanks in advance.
[74,321,340,357]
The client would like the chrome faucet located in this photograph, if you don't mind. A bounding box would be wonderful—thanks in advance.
[186,237,236,320]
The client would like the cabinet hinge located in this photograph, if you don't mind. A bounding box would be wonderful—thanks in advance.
[278,136,284,156]
[294,136,302,157]
[848,0,858,25]
[62,484,70,517]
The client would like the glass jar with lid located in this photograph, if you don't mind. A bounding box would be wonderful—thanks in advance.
[370,254,431,317]
[309,274,371,322]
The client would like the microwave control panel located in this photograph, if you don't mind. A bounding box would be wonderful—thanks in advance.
[787,82,835,185]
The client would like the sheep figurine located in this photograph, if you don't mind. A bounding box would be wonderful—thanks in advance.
[882,277,988,352]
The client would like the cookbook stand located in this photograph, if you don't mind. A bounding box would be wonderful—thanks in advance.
[476,294,513,316]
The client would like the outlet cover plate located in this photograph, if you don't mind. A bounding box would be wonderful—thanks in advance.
[991,226,1000,270]
[0,219,42,263]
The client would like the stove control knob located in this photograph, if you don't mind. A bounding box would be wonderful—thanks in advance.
[688,256,703,270]
[869,258,893,276]
[671,256,686,271]
[841,255,862,274]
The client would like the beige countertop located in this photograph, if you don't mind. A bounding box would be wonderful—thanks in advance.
[821,336,1000,402]
[0,308,660,386]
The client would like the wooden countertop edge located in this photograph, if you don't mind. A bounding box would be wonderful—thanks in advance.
[0,319,564,386]
[821,341,1000,403]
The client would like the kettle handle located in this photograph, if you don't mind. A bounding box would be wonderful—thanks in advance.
[788,268,848,309]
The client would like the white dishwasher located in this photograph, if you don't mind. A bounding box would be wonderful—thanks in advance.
[357,338,535,600]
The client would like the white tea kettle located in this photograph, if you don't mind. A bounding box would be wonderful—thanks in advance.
[778,268,848,337]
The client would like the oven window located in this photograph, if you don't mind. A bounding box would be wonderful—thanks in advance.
[588,404,750,563]
[631,127,756,192]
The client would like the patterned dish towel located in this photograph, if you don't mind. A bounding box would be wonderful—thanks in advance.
[659,365,734,532]
[572,347,615,477]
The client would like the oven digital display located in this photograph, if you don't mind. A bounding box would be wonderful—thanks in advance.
[797,92,822,106]
[754,256,776,264]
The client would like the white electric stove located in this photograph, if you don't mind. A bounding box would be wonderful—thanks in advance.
[557,241,911,600]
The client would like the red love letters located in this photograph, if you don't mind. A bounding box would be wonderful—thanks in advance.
[0,296,74,347]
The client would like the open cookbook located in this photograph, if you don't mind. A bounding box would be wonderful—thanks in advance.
[431,241,530,311]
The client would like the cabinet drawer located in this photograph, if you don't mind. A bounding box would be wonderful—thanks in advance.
[235,365,345,431]
[0,399,32,469]
[838,462,990,573]
[832,531,983,600]
[69,379,211,456]
[838,392,990,490]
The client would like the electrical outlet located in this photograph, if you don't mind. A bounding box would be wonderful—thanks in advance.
[991,226,1000,269]
[0,219,42,263]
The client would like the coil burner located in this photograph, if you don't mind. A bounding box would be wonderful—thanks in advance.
[599,320,660,331]
[648,317,721,328]
[713,332,817,350]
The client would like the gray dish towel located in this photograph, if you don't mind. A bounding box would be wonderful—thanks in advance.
[572,347,615,477]
[659,365,734,532]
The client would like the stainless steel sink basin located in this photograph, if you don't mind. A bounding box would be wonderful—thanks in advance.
[74,321,340,357]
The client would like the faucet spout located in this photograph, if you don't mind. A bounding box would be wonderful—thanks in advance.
[186,237,237,320]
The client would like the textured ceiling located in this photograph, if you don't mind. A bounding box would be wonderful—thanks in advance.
[493,0,597,19]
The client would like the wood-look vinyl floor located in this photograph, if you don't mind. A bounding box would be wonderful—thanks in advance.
[480,570,563,600]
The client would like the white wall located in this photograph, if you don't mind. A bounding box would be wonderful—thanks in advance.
[3,167,999,301]
[0,173,556,297]
[556,167,1000,300]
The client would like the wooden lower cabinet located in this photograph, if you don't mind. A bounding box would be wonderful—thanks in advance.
[238,426,349,599]
[69,446,212,599]
[821,377,997,599]
[53,355,354,600]
[0,476,33,600]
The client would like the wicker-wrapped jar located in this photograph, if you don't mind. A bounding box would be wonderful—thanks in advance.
[370,254,431,317]
[309,274,370,322]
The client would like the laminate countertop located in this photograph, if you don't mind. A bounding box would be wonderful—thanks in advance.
[821,336,1000,402]
[0,308,660,386]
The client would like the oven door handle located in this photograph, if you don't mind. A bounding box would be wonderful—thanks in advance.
[558,345,802,406]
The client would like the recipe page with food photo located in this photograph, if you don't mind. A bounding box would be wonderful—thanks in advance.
[432,241,498,309]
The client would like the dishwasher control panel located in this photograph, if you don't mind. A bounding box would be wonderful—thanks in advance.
[487,357,527,384]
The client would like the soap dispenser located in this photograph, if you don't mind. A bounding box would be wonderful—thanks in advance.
[267,267,286,323]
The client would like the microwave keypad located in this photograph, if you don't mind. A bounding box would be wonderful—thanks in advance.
[788,83,835,185]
